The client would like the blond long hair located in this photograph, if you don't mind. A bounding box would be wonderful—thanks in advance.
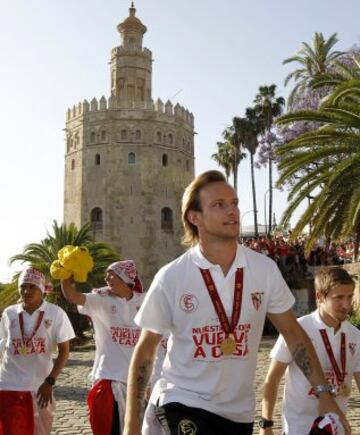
[181,170,226,247]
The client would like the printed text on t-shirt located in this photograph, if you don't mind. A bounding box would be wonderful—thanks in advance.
[192,323,251,359]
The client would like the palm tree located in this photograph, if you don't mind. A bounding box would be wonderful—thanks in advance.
[212,141,233,182]
[233,108,264,237]
[213,126,246,193]
[10,220,120,335]
[254,84,285,234]
[283,32,344,109]
[276,79,360,259]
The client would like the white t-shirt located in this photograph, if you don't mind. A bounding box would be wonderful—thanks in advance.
[135,244,295,423]
[0,301,75,392]
[271,310,360,435]
[78,291,145,383]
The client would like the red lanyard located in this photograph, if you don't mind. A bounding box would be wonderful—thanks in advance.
[19,310,45,347]
[199,268,243,337]
[319,329,346,384]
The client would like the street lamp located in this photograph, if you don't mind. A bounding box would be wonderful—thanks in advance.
[264,189,270,235]
[240,209,254,239]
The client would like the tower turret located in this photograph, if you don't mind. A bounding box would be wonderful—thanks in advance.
[111,2,152,102]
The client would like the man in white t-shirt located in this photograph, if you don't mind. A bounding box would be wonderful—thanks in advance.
[124,170,350,435]
[61,260,152,435]
[261,267,360,435]
[0,267,75,435]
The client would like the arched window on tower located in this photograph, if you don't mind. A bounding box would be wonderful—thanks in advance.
[71,159,75,170]
[135,129,141,141]
[90,207,103,232]
[128,152,136,165]
[90,132,96,143]
[121,129,127,140]
[101,130,106,142]
[95,154,101,166]
[162,154,168,167]
[156,131,162,143]
[168,133,173,145]
[161,207,173,231]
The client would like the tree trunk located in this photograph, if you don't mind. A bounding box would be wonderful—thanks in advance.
[233,147,238,193]
[268,157,273,235]
[250,153,258,237]
[354,227,360,262]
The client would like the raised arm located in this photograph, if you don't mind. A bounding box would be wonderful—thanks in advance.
[260,359,287,435]
[60,278,86,306]
[124,329,162,435]
[268,310,351,434]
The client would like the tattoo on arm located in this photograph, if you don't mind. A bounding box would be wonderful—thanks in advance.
[293,344,313,379]
[136,360,152,401]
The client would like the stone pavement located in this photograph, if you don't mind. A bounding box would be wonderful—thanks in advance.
[51,338,360,434]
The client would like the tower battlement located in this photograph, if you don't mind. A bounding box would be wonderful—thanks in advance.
[66,96,194,128]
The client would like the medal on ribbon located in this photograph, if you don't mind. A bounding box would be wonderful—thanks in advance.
[19,344,29,355]
[319,330,349,397]
[199,268,243,357]
[18,310,45,357]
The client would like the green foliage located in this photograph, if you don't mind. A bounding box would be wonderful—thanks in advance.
[283,32,344,109]
[276,79,360,258]
[349,312,360,328]
[0,282,18,311]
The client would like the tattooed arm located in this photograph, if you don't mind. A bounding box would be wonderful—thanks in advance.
[124,329,162,435]
[268,310,351,435]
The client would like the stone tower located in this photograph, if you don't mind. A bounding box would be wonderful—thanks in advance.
[64,3,195,288]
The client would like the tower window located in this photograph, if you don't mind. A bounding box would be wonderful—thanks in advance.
[128,152,136,165]
[135,129,141,140]
[71,159,75,170]
[186,160,190,171]
[101,130,106,141]
[90,132,96,143]
[121,129,127,140]
[156,131,162,143]
[168,133,173,145]
[162,154,168,167]
[90,207,103,231]
[161,207,173,231]
[95,154,101,165]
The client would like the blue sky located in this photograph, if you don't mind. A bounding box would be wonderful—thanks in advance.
[1,0,359,281]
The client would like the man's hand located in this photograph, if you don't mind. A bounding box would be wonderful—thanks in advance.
[36,382,53,408]
[259,429,274,435]
[318,393,351,434]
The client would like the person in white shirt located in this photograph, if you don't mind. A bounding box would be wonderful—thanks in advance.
[124,170,350,435]
[61,260,149,435]
[261,267,360,435]
[0,267,75,435]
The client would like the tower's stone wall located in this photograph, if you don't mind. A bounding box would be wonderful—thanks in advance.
[64,6,195,288]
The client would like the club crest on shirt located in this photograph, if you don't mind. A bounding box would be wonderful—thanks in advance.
[349,342,356,356]
[178,419,197,435]
[251,291,264,310]
[44,319,53,329]
[180,293,199,313]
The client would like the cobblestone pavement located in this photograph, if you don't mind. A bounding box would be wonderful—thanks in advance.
[51,338,360,434]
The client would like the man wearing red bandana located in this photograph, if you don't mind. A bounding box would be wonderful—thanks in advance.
[61,260,165,435]
[0,267,75,435]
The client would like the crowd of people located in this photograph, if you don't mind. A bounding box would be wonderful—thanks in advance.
[243,236,357,274]
[0,170,359,435]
